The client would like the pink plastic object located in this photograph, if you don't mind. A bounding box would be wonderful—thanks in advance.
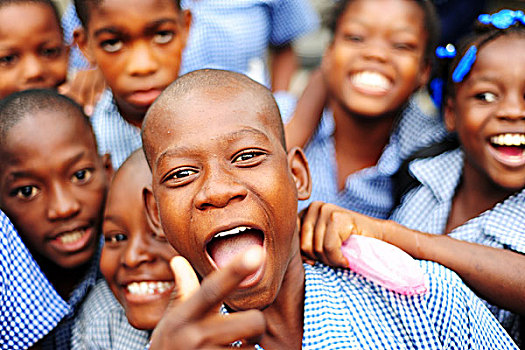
[341,235,428,295]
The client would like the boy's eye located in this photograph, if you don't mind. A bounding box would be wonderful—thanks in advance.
[71,169,93,183]
[153,31,174,44]
[101,39,123,53]
[232,150,267,165]
[343,34,363,43]
[40,46,63,58]
[0,54,17,67]
[104,232,128,245]
[167,168,197,181]
[393,42,416,51]
[152,230,168,243]
[12,186,39,200]
[475,92,497,103]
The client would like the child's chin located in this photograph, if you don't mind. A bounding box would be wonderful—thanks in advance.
[126,306,166,330]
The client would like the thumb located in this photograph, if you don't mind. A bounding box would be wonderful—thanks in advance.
[170,256,200,302]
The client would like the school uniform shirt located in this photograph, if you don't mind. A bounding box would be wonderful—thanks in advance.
[0,211,69,350]
[178,0,319,88]
[62,0,319,88]
[390,148,525,345]
[71,279,150,350]
[39,239,103,350]
[91,89,297,170]
[235,262,517,349]
[299,98,448,218]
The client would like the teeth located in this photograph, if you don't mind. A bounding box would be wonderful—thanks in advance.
[490,133,525,146]
[351,71,391,91]
[213,226,250,239]
[126,281,174,295]
[59,230,84,244]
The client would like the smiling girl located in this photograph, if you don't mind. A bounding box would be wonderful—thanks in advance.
[300,9,525,346]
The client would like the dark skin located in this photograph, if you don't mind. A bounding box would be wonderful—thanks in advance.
[0,109,110,299]
[321,0,431,190]
[300,35,525,316]
[75,0,191,127]
[143,73,312,348]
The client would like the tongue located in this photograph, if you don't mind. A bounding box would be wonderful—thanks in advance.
[495,145,524,157]
[208,231,263,269]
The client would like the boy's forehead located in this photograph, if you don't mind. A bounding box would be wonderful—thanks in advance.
[2,110,97,159]
[147,88,281,151]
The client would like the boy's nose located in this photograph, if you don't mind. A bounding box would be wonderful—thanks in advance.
[496,93,525,121]
[194,166,248,210]
[122,234,154,268]
[362,39,389,63]
[47,183,81,221]
[22,54,46,82]
[126,41,159,77]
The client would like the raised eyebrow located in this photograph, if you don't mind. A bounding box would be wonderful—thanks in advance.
[145,18,179,33]
[155,128,270,167]
[103,214,127,229]
[93,26,123,38]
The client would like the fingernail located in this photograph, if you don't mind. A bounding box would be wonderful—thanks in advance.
[243,246,264,269]
[84,105,94,116]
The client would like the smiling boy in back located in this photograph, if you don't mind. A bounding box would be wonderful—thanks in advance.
[73,0,191,169]
[141,69,517,349]
[0,89,110,349]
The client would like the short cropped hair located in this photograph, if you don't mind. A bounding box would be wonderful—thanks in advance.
[74,0,182,28]
[0,89,94,148]
[142,69,287,165]
[0,0,61,33]
[326,0,440,63]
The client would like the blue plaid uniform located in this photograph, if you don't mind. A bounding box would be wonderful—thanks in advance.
[391,148,525,345]
[179,0,319,87]
[72,280,150,350]
[300,99,448,218]
[230,262,517,349]
[61,0,319,88]
[38,239,102,349]
[91,89,296,170]
[0,211,69,350]
[90,90,142,170]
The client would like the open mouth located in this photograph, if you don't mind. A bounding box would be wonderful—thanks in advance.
[126,281,174,296]
[58,229,86,245]
[350,71,392,95]
[489,133,525,164]
[206,226,264,270]
[50,226,93,253]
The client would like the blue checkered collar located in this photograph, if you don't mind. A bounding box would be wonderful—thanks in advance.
[94,89,130,126]
[316,99,434,177]
[67,236,103,315]
[408,148,463,203]
[452,187,525,249]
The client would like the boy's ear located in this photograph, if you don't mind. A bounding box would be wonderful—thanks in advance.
[101,154,114,181]
[143,186,165,237]
[418,63,432,89]
[74,27,96,66]
[320,46,333,78]
[443,97,457,132]
[143,186,162,233]
[181,10,192,45]
[287,147,311,200]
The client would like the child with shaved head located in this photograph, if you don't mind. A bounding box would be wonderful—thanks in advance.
[73,150,179,349]
[141,69,517,349]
